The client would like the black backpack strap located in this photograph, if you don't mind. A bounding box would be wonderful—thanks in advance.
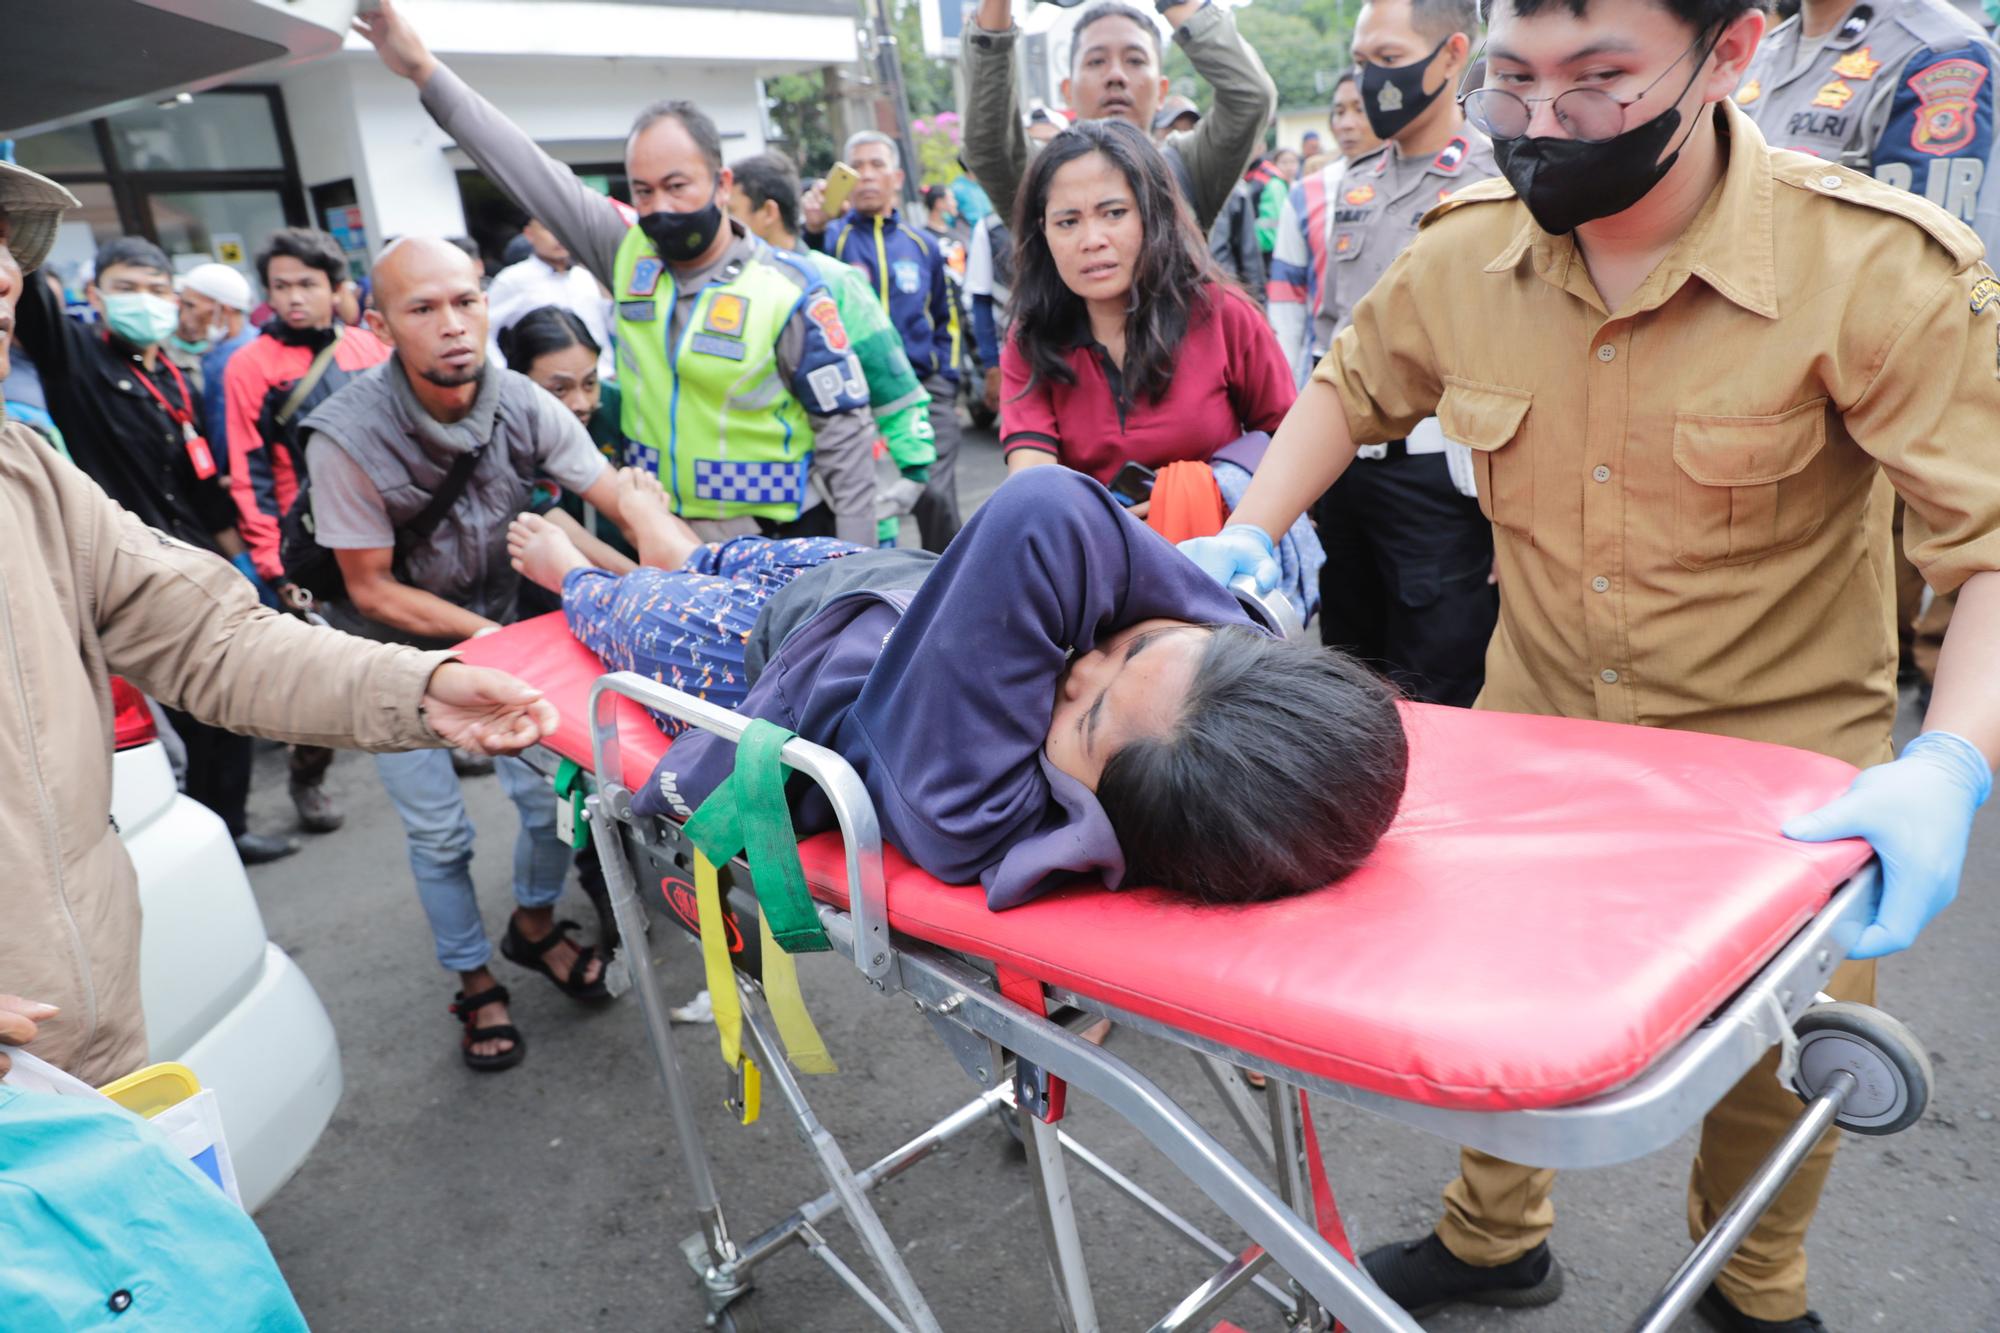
[399,446,485,547]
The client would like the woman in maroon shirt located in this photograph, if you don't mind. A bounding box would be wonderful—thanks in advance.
[1000,119,1296,485]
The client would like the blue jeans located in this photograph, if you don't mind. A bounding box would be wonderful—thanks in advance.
[372,749,571,972]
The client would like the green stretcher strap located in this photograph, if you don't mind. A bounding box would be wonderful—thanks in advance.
[682,720,829,954]
[553,758,590,852]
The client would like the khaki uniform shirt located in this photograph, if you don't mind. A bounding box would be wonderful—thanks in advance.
[1,423,451,1082]
[1312,102,2000,767]
[1315,128,1501,354]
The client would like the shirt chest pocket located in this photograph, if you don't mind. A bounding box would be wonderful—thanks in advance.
[1671,400,1829,570]
[1437,377,1533,534]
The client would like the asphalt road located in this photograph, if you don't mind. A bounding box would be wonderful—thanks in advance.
[248,426,1997,1332]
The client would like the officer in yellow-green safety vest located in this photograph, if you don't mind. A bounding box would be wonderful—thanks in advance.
[364,0,879,544]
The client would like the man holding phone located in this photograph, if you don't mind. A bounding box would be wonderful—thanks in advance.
[803,132,965,552]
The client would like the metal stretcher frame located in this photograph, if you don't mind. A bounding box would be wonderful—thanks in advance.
[576,670,1894,1333]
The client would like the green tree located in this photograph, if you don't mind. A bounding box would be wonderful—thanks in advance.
[1165,0,1352,119]
[891,0,957,119]
[765,71,839,175]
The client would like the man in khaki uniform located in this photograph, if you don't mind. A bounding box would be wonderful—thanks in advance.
[1180,0,2000,1326]
[0,160,561,1086]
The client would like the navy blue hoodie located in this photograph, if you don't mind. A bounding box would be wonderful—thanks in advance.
[819,209,957,382]
[632,467,1274,908]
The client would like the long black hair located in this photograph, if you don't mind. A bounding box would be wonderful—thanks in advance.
[1008,119,1219,406]
[1097,629,1409,904]
[497,304,600,374]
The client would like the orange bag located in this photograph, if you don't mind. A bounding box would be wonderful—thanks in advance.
[1143,460,1228,543]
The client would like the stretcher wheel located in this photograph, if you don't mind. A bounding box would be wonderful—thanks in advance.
[1790,1002,1932,1136]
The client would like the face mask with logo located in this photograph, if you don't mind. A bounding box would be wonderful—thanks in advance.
[639,191,725,262]
[1361,38,1450,139]
[101,291,182,348]
[1488,38,1716,236]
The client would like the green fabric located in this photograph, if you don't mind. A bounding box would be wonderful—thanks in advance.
[554,757,591,851]
[613,226,814,523]
[801,249,936,474]
[1255,176,1287,256]
[587,379,624,465]
[682,719,829,954]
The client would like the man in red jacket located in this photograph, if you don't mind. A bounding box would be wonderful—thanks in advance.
[222,227,391,832]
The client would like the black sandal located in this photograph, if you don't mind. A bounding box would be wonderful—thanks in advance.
[450,984,525,1072]
[500,915,613,1004]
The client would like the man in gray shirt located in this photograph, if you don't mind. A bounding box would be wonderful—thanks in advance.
[305,237,647,1072]
[961,0,1277,231]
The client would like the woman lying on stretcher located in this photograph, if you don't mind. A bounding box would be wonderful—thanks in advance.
[507,466,1408,908]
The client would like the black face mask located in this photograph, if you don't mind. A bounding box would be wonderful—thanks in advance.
[1488,40,1714,235]
[639,192,724,261]
[1361,38,1450,139]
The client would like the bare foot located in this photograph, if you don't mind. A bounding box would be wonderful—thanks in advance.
[506,511,591,592]
[615,466,702,569]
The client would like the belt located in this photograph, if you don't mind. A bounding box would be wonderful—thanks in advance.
[1356,432,1449,462]
[1355,439,1410,461]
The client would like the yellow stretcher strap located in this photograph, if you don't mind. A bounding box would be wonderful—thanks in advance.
[758,911,838,1075]
[694,850,760,1123]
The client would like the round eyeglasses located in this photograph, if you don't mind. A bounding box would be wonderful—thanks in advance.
[1459,33,1713,143]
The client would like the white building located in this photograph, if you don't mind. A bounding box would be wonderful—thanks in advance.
[5,0,862,292]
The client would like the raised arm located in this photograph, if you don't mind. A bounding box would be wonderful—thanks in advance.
[1162,1,1279,231]
[963,0,1031,226]
[355,0,629,285]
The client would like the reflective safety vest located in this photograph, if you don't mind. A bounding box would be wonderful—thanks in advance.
[613,226,814,524]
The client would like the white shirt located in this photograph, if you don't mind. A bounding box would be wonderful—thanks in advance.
[483,255,616,381]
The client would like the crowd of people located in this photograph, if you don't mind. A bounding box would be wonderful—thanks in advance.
[3,0,1999,1325]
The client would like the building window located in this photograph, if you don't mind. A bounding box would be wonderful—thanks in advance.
[12,87,306,296]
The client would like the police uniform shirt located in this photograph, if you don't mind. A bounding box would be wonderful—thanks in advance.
[1735,0,2000,251]
[1312,101,2000,767]
[1312,127,1502,356]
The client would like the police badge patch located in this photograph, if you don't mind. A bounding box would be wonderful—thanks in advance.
[628,257,664,297]
[1832,47,1882,80]
[1971,276,2000,312]
[1813,79,1855,110]
[1907,58,1988,156]
[1736,79,1763,106]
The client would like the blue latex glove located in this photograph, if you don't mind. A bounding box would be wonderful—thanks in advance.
[1783,730,1992,959]
[1177,523,1280,594]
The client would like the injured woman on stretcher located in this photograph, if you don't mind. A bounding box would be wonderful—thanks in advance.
[506,465,1408,909]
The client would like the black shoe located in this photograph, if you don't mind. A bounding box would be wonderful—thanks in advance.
[1697,1283,1827,1332]
[290,781,345,834]
[234,831,300,865]
[451,747,494,777]
[1360,1232,1564,1318]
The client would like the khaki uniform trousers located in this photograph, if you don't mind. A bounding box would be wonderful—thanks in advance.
[1892,499,1957,683]
[1435,959,1876,1323]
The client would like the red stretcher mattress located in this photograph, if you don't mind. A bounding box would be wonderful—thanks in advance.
[462,614,1873,1111]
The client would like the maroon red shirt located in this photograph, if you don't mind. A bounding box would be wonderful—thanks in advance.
[1000,282,1296,483]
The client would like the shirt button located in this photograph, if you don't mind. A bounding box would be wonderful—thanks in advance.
[1600,668,1620,684]
[1592,465,1611,483]
[1596,344,1616,362]
[1819,173,1843,189]
[108,1290,133,1313]
[1591,575,1610,593]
